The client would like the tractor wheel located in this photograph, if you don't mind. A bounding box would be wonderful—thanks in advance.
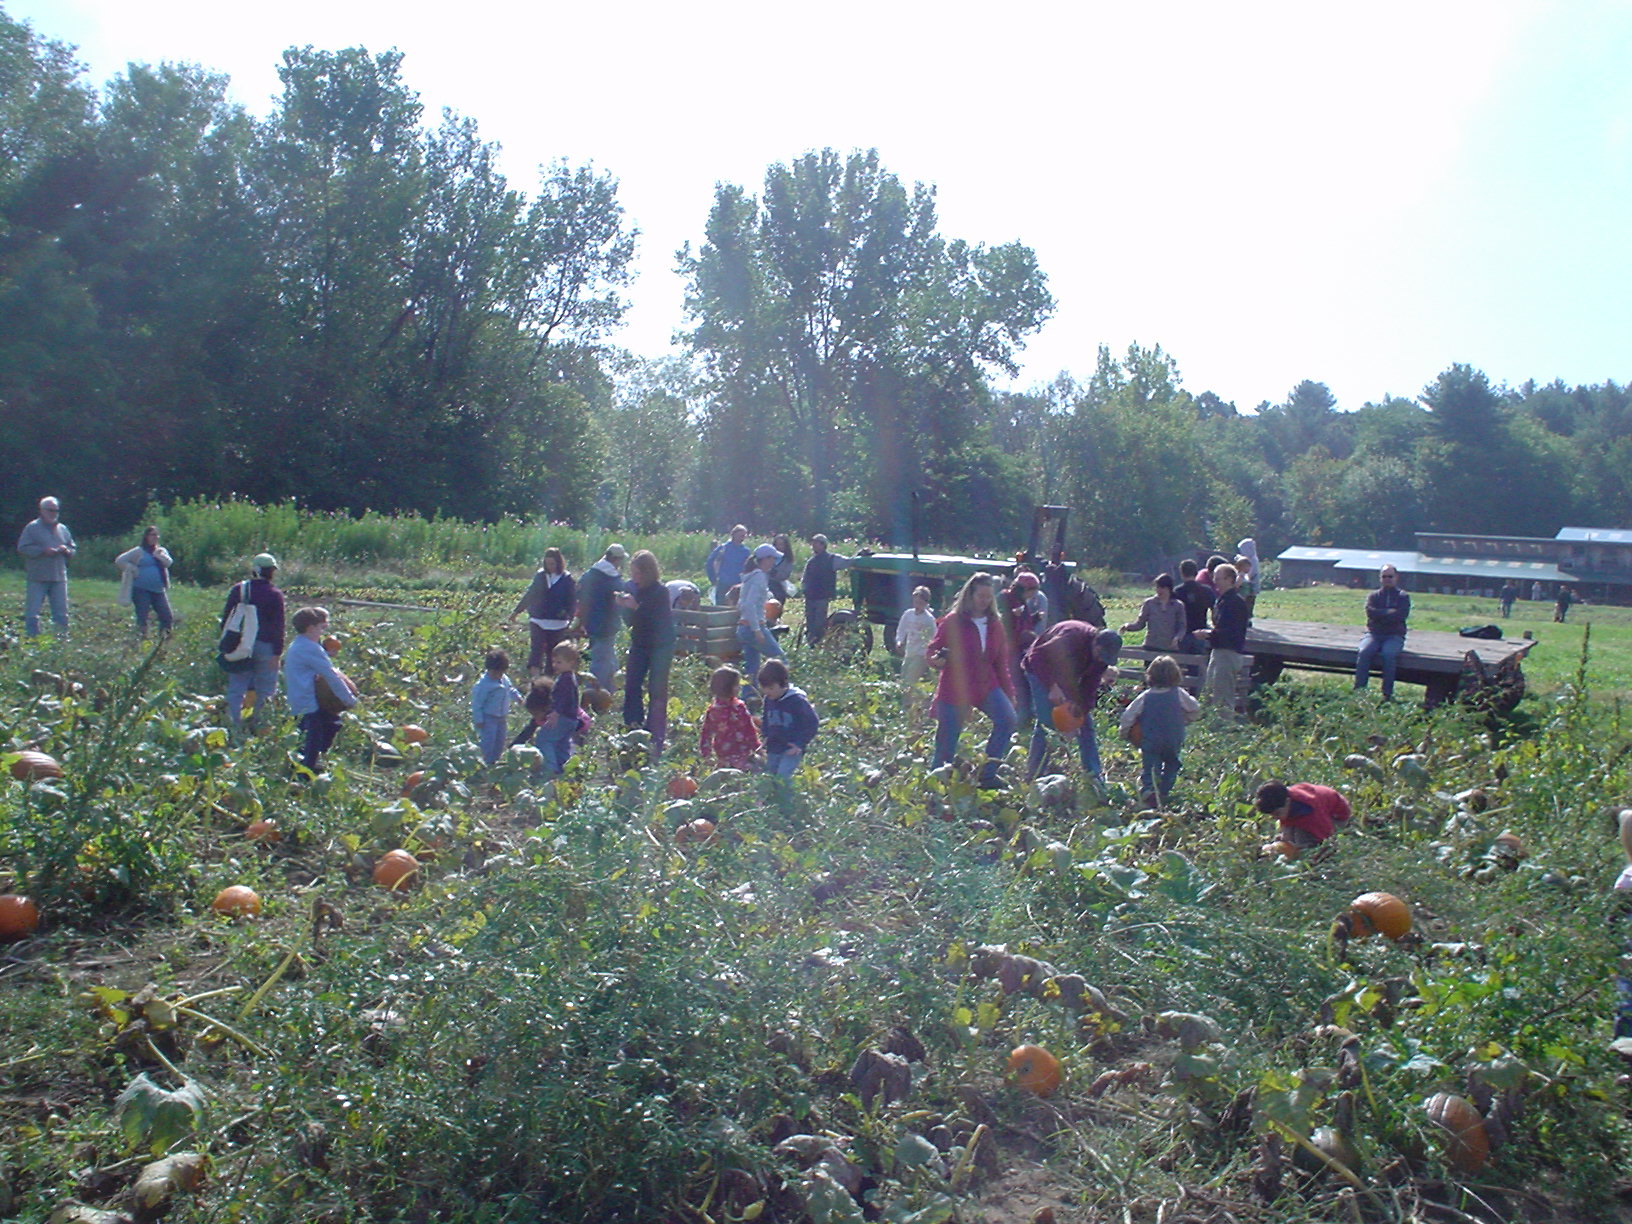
[819,610,874,663]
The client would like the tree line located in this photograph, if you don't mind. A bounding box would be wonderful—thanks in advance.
[4,9,1627,565]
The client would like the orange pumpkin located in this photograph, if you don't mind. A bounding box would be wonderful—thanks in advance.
[764,599,783,621]
[1348,891,1412,940]
[1051,705,1084,735]
[322,635,342,656]
[667,775,699,799]
[674,818,717,846]
[1008,1044,1062,1097]
[1493,830,1524,858]
[586,688,614,714]
[399,725,429,745]
[245,819,281,844]
[9,750,63,782]
[1263,840,1300,860]
[400,770,426,797]
[0,894,41,940]
[211,885,262,917]
[1425,1092,1490,1173]
[373,849,420,890]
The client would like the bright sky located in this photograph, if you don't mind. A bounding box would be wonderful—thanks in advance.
[13,0,1632,410]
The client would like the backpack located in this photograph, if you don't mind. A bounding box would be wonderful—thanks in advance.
[217,582,259,672]
[1067,578,1106,629]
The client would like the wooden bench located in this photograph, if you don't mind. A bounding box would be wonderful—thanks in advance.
[1113,646,1254,713]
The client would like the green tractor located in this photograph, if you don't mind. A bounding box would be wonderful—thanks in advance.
[818,504,1077,659]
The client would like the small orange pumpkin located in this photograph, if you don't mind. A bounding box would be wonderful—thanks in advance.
[400,770,426,797]
[1348,891,1412,940]
[667,775,699,799]
[1051,705,1084,735]
[1007,1043,1063,1097]
[0,894,41,940]
[764,599,783,621]
[586,688,614,714]
[212,885,262,917]
[399,725,429,745]
[245,819,281,844]
[1425,1092,1489,1173]
[322,635,342,656]
[1493,830,1524,858]
[1263,840,1300,860]
[373,849,420,890]
[674,818,717,846]
[10,750,63,782]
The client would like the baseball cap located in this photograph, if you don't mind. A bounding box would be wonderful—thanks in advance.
[752,543,782,562]
[252,552,279,572]
[605,543,628,560]
[1096,630,1123,662]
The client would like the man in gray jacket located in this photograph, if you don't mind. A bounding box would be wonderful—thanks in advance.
[17,497,76,637]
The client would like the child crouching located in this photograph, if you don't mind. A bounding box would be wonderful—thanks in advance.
[758,659,818,781]
[1255,780,1351,858]
[1118,655,1199,808]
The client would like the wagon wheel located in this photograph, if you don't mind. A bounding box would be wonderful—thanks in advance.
[819,610,874,663]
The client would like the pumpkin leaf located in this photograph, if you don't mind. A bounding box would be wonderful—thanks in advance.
[115,1073,206,1156]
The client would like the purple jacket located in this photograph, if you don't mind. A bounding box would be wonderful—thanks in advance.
[222,578,286,653]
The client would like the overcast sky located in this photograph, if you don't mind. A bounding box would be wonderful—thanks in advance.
[13,0,1632,411]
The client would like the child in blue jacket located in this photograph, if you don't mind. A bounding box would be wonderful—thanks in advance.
[471,650,523,764]
[757,658,818,781]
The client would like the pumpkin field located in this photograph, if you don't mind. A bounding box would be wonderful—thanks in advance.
[2,565,1631,1224]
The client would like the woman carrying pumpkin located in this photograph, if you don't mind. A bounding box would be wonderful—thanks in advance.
[927,572,1016,788]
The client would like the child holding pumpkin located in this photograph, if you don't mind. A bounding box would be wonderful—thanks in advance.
[533,641,586,775]
[1255,781,1351,857]
[1117,655,1199,808]
[699,665,760,772]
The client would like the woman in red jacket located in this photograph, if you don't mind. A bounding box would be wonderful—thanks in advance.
[927,572,1016,787]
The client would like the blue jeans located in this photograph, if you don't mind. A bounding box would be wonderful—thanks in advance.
[24,579,68,636]
[1140,744,1182,804]
[227,640,281,730]
[623,641,675,752]
[933,688,1016,787]
[1354,633,1405,699]
[132,586,173,636]
[736,623,782,691]
[588,634,618,688]
[805,599,830,644]
[478,715,510,765]
[765,748,803,779]
[534,717,576,775]
[1024,671,1102,782]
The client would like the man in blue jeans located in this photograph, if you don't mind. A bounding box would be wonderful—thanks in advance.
[17,497,75,637]
[222,554,286,732]
[1354,564,1410,700]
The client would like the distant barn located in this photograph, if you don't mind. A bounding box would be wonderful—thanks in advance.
[1276,527,1632,605]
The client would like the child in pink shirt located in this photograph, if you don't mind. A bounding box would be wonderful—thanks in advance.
[699,666,760,771]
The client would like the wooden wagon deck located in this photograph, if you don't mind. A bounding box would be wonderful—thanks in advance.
[1244,617,1537,705]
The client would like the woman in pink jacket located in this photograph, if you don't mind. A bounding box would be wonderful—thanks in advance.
[927,572,1016,788]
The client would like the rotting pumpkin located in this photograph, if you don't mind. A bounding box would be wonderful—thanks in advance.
[9,750,62,782]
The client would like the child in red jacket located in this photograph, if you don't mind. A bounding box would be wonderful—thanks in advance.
[1255,781,1351,857]
[699,666,760,771]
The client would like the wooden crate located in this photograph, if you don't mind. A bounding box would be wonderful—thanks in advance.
[676,605,741,660]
